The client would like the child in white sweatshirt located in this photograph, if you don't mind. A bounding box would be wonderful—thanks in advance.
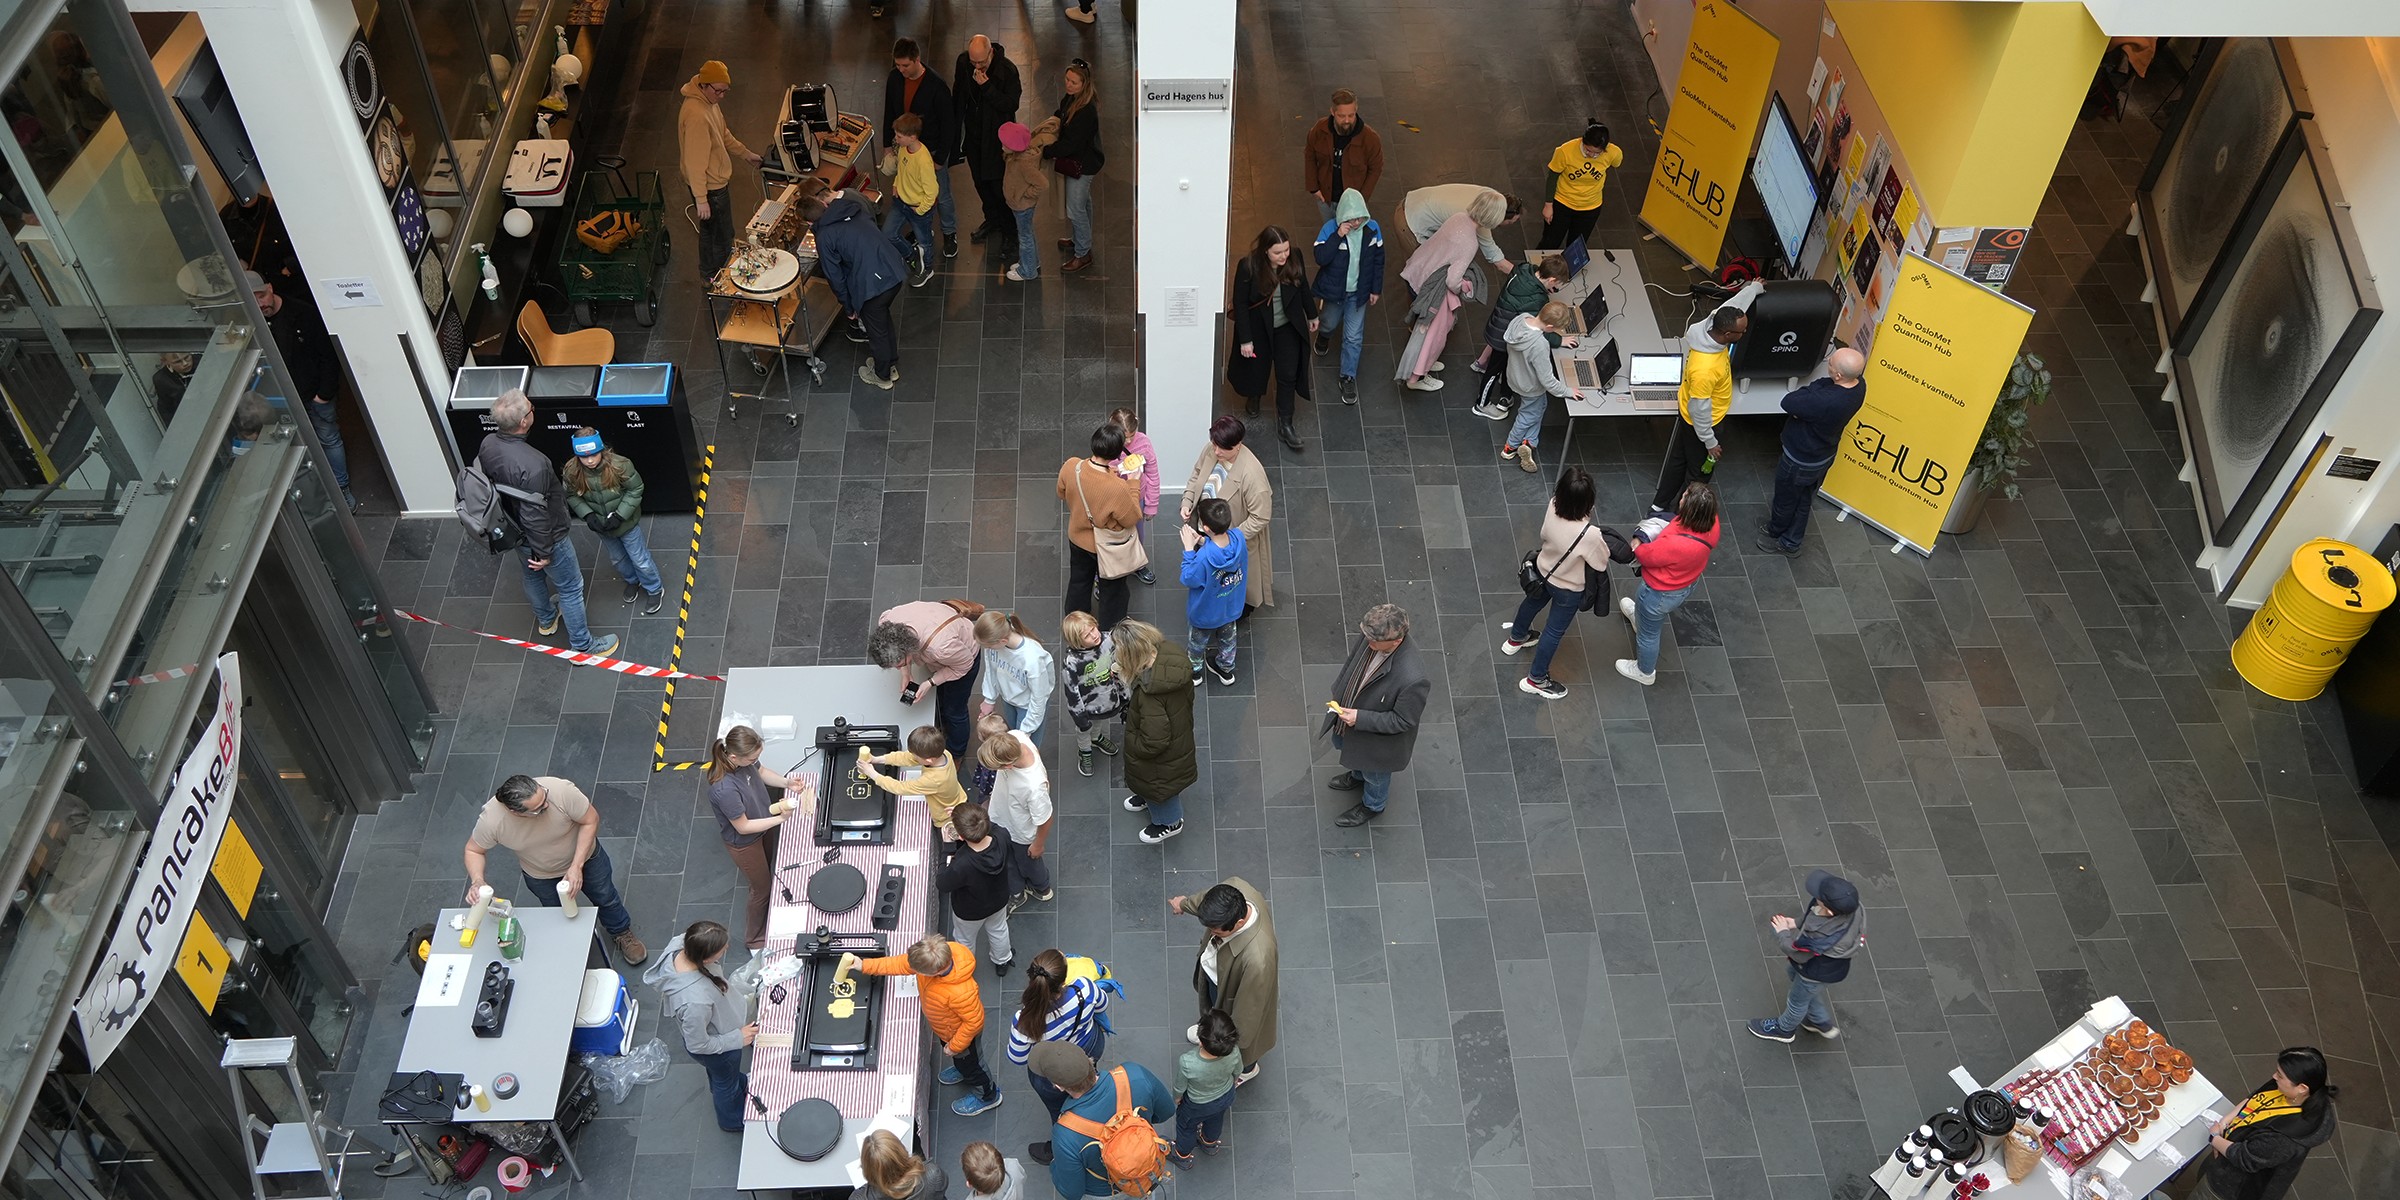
[974,610,1056,743]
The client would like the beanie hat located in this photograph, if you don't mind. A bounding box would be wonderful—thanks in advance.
[998,121,1032,153]
[1804,869,1860,915]
[695,60,731,87]
[1027,1041,1095,1091]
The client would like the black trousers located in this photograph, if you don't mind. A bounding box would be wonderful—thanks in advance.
[1065,542,1131,632]
[950,1030,997,1100]
[1539,202,1601,251]
[934,654,982,764]
[857,284,900,378]
[697,186,734,281]
[1652,418,1714,512]
[1238,323,1312,421]
[971,174,1011,236]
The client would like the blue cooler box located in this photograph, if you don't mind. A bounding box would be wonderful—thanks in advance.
[570,968,637,1056]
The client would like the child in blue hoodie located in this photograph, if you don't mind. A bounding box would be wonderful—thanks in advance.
[1179,497,1248,688]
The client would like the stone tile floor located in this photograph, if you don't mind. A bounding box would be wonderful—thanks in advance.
[323,4,2400,1198]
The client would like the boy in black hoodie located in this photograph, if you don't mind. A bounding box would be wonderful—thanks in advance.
[938,804,1017,974]
[1748,869,1865,1044]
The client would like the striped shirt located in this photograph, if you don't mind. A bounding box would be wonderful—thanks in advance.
[1005,977,1113,1064]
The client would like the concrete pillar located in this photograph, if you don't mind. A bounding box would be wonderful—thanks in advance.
[1134,1,1237,499]
[129,0,455,514]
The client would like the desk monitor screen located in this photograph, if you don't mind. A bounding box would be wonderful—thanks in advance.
[1628,353,1684,388]
[1751,95,1820,266]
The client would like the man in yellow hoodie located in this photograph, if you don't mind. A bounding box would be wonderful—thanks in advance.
[1649,282,1762,513]
[678,61,761,282]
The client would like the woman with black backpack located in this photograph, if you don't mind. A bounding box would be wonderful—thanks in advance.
[1501,466,1625,700]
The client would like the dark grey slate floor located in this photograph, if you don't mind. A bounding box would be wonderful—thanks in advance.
[323,5,2400,1199]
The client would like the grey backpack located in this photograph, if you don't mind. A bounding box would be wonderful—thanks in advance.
[455,463,541,554]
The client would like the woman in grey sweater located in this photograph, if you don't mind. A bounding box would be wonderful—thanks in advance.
[643,921,755,1132]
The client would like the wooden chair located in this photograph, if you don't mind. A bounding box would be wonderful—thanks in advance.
[517,301,614,366]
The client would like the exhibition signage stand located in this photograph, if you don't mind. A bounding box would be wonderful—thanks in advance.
[1637,0,1779,271]
[1819,252,2031,555]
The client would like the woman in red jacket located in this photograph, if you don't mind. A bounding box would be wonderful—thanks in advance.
[1617,482,1718,686]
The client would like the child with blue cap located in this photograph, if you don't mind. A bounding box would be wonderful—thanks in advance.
[562,428,664,613]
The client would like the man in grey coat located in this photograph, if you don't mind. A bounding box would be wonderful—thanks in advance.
[1322,603,1433,827]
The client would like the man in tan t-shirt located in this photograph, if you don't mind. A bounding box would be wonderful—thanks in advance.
[463,774,647,965]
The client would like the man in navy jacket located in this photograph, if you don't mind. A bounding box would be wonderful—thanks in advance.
[1758,347,1867,556]
[800,192,907,390]
[882,37,958,251]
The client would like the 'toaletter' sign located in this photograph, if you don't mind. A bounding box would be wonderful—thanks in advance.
[1141,78,1230,110]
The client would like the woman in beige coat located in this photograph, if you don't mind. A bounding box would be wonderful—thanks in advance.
[1179,415,1273,613]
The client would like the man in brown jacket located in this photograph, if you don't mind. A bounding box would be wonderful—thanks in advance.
[1057,423,1141,631]
[1303,88,1384,224]
[678,61,761,282]
[1168,879,1276,1083]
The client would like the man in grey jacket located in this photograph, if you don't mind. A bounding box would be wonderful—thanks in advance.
[478,390,616,658]
[1322,603,1433,827]
[1748,869,1865,1043]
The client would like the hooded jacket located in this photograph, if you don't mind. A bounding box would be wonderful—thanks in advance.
[812,194,906,312]
[677,79,753,203]
[643,935,749,1056]
[937,827,1016,922]
[1777,869,1866,982]
[1503,312,1574,401]
[2203,1086,2337,1200]
[1001,118,1057,211]
[858,939,983,1053]
[562,453,646,528]
[1180,529,1248,631]
[1310,189,1386,303]
[966,1157,1024,1200]
[1124,651,1199,801]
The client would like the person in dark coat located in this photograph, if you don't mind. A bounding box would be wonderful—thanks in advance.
[1321,603,1431,828]
[1226,225,1319,454]
[799,191,907,390]
[251,271,354,509]
[882,38,958,251]
[1112,620,1197,844]
[952,35,1022,250]
[2196,1047,2339,1200]
[1310,187,1385,404]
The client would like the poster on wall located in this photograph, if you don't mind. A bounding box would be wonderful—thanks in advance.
[1822,254,2035,553]
[1637,0,1780,269]
[2173,120,2381,543]
[1870,168,1905,247]
[2138,38,2309,346]
[73,654,242,1066]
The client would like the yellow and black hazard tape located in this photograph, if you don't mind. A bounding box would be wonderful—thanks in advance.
[654,447,715,772]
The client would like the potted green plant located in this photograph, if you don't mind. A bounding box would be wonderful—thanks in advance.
[1942,353,2052,534]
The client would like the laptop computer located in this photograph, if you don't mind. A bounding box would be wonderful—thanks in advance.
[1627,353,1683,388]
[1561,284,1609,337]
[1555,337,1621,391]
[1561,237,1591,279]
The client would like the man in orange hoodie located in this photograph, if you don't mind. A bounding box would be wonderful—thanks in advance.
[677,61,761,283]
[844,934,1001,1116]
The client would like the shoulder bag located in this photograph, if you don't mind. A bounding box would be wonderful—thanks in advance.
[1518,523,1592,597]
[1074,461,1149,579]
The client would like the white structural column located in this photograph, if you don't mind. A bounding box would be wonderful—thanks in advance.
[127,0,454,514]
[1135,0,1238,497]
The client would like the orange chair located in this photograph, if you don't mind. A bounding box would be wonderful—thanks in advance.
[517,301,614,366]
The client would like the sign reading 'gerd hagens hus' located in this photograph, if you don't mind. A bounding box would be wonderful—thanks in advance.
[1141,78,1230,110]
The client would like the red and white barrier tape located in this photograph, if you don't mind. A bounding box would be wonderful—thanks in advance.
[116,662,203,688]
[391,609,725,680]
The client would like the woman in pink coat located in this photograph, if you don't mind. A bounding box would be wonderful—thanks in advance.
[1394,211,1484,392]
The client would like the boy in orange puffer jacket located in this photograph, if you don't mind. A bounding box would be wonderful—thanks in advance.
[844,934,1001,1116]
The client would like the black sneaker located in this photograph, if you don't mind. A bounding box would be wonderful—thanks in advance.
[1078,747,1094,776]
[1138,821,1184,844]
[844,320,869,344]
[1122,795,1148,813]
[1092,733,1119,757]
[1754,533,1800,558]
[1747,1019,1797,1044]
[1191,665,1206,687]
[1338,376,1357,404]
[1519,676,1568,700]
[1314,332,1331,356]
[1208,660,1236,686]
[1134,566,1156,584]
[1029,1142,1053,1166]
[943,237,959,260]
[642,590,666,615]
[621,581,641,604]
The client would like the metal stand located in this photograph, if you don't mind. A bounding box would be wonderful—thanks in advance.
[224,1037,354,1200]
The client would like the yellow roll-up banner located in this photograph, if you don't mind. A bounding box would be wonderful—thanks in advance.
[1822,252,2034,552]
[1639,0,1780,269]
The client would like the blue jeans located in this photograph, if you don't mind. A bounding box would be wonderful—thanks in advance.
[522,841,635,936]
[884,202,936,263]
[934,164,958,236]
[1174,1088,1235,1154]
[1774,961,1834,1033]
[1013,205,1039,276]
[522,537,599,651]
[1632,578,1693,675]
[1186,623,1236,675]
[1316,293,1369,378]
[1062,174,1093,258]
[1506,390,1550,449]
[304,398,348,489]
[1144,790,1185,827]
[691,1047,746,1132]
[1002,701,1045,747]
[1510,579,1582,682]
[1329,730,1394,812]
[1765,450,1834,551]
[600,523,663,594]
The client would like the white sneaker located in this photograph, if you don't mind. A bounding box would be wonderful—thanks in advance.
[1498,623,1531,656]
[1615,659,1657,686]
[1619,595,1637,634]
[1006,265,1031,282]
[1404,375,1444,392]
[1186,1023,1202,1045]
[1428,361,1446,373]
[858,364,895,390]
[1471,400,1512,421]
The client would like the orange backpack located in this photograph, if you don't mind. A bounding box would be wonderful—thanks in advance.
[1055,1066,1172,1197]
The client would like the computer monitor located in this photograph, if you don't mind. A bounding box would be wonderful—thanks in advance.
[1751,95,1820,268]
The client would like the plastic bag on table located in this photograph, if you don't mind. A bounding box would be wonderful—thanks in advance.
[579,1037,669,1104]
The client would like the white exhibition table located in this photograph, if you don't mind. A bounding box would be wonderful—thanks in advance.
[1870,996,2225,1200]
[720,664,937,1193]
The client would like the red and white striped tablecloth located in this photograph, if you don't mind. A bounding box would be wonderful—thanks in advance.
[747,794,933,1120]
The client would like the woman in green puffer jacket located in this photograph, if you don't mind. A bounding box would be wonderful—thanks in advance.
[562,428,664,613]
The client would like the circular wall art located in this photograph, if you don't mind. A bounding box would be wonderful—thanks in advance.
[343,35,382,128]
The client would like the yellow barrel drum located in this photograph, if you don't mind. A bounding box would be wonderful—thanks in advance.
[2232,538,2397,701]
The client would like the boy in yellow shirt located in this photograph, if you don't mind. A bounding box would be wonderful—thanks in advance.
[858,724,970,835]
[880,113,939,286]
